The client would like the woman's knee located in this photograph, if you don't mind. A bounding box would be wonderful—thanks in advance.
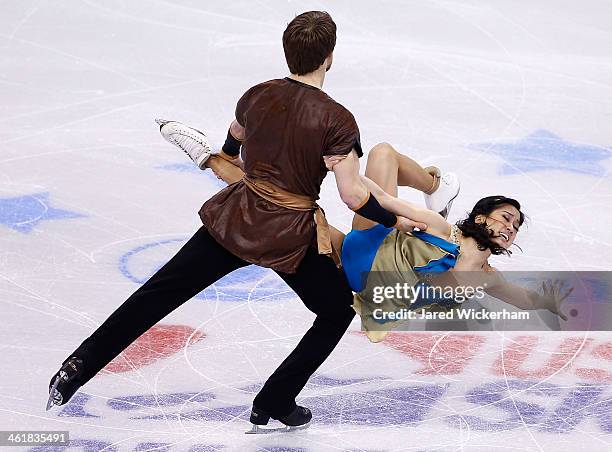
[369,142,398,161]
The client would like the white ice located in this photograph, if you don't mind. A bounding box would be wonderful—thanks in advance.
[1,1,611,451]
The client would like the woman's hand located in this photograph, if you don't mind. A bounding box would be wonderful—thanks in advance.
[536,279,574,321]
[396,215,427,232]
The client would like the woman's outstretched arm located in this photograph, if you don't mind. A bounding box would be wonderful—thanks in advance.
[484,275,572,320]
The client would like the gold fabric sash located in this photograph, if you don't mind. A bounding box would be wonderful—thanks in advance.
[242,176,340,266]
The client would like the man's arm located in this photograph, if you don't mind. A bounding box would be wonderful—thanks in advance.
[330,150,369,209]
[218,120,245,169]
[330,150,428,232]
[229,120,245,141]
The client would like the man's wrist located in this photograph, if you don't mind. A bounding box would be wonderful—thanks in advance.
[392,216,400,229]
[222,129,242,157]
[353,193,397,228]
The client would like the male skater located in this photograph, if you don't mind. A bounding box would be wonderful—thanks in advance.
[47,11,432,431]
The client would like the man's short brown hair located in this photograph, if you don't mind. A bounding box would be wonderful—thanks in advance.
[283,11,337,75]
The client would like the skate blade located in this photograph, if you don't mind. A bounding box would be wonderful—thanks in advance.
[245,421,311,434]
[46,376,62,411]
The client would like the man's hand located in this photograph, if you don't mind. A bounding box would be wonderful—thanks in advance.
[396,215,427,232]
[323,155,348,171]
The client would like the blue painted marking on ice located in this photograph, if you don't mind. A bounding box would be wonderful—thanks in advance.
[119,238,294,302]
[133,385,448,424]
[469,129,611,176]
[544,382,612,433]
[256,448,307,452]
[58,380,612,434]
[156,163,226,188]
[187,446,226,452]
[134,403,248,422]
[307,374,385,387]
[57,393,98,418]
[240,374,385,393]
[134,443,171,452]
[0,192,84,233]
[444,379,559,431]
[107,392,215,411]
[155,163,201,174]
[118,238,184,285]
[29,440,117,452]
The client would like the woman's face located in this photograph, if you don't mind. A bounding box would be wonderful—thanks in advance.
[477,204,521,249]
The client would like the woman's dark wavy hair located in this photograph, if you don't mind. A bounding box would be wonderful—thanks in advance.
[456,195,525,256]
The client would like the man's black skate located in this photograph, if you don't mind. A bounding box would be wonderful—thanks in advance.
[46,357,83,411]
[246,405,312,434]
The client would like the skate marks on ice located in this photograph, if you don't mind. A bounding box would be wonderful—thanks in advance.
[51,334,612,437]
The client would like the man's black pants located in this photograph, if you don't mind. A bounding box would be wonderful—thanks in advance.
[69,226,355,417]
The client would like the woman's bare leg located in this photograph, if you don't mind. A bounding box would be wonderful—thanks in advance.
[352,143,436,230]
[366,142,435,194]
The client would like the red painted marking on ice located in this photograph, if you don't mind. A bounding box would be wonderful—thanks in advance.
[492,336,591,379]
[103,324,205,373]
[381,333,486,375]
[576,341,612,382]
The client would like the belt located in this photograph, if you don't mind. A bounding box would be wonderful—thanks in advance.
[242,176,341,267]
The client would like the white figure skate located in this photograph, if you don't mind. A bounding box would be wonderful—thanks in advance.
[155,118,213,169]
[424,168,460,219]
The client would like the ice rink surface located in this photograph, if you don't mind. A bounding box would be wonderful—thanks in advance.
[1,0,612,450]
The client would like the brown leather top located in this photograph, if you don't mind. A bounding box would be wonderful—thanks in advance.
[199,78,361,273]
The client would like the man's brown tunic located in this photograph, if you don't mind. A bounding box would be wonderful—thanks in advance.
[200,78,362,273]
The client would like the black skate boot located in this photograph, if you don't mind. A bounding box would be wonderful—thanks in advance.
[46,357,84,411]
[246,405,312,434]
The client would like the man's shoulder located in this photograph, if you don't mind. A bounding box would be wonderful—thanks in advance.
[244,78,286,93]
[237,79,282,102]
[320,95,357,125]
[242,79,356,121]
[326,97,354,117]
[316,90,354,116]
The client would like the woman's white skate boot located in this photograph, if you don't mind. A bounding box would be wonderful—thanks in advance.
[155,119,213,169]
[423,167,460,219]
